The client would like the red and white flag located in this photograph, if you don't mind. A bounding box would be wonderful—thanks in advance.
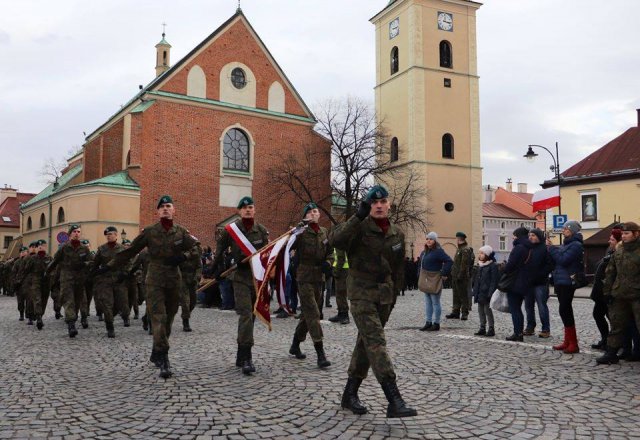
[532,186,560,211]
[250,225,306,330]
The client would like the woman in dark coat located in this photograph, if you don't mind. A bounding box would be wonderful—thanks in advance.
[472,245,499,337]
[502,227,533,341]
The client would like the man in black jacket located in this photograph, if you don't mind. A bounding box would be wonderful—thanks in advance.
[524,228,554,338]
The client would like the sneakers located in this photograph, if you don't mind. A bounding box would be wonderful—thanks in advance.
[523,327,535,336]
[538,331,551,339]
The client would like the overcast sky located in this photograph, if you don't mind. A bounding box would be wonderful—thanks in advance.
[1,0,639,195]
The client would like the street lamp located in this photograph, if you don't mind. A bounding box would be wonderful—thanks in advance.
[524,142,561,215]
[121,229,127,243]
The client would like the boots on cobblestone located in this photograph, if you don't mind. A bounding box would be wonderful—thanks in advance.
[485,327,495,337]
[420,322,432,331]
[150,349,162,367]
[380,380,418,418]
[19,311,24,321]
[55,310,62,320]
[314,341,331,368]
[426,323,440,332]
[445,311,460,319]
[182,319,192,332]
[67,321,78,338]
[142,314,148,331]
[289,336,307,359]
[563,326,579,354]
[106,321,115,338]
[591,339,607,350]
[341,377,367,415]
[81,316,88,329]
[159,352,173,379]
[134,312,139,320]
[328,312,345,323]
[236,345,242,367]
[97,313,103,322]
[27,318,33,325]
[596,349,619,365]
[461,313,469,321]
[474,327,486,336]
[241,345,256,375]
[505,333,523,342]
[36,317,43,330]
[123,316,130,327]
[553,327,569,351]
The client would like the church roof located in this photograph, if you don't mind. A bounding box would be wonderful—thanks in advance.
[71,170,139,190]
[21,164,84,209]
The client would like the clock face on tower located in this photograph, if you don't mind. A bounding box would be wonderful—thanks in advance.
[437,12,453,32]
[389,18,399,39]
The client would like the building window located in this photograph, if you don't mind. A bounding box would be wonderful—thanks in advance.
[390,47,399,74]
[499,235,507,251]
[444,78,451,88]
[57,207,65,224]
[27,216,32,231]
[501,221,506,230]
[390,137,399,162]
[442,133,454,158]
[223,128,250,172]
[581,193,598,222]
[39,213,46,228]
[3,236,13,249]
[439,41,452,68]
[231,68,247,89]
[482,235,486,246]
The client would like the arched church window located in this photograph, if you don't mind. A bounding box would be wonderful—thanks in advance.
[57,207,65,224]
[390,47,399,74]
[440,41,452,68]
[390,137,399,162]
[223,129,250,172]
[442,133,454,159]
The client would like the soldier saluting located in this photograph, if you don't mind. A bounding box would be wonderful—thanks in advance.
[104,196,197,379]
[330,185,417,418]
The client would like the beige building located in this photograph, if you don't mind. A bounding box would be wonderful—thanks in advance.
[371,0,483,255]
[20,153,140,254]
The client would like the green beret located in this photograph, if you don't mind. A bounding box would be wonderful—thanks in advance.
[20,246,28,252]
[68,224,80,234]
[366,185,389,201]
[37,239,47,246]
[104,226,118,235]
[81,239,90,245]
[237,196,254,209]
[303,202,318,217]
[157,195,173,209]
[122,239,132,245]
[455,231,467,239]
[28,241,38,247]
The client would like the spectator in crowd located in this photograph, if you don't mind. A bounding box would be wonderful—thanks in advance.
[417,232,452,332]
[219,247,235,311]
[503,227,533,342]
[472,245,499,337]
[548,220,584,354]
[524,228,554,338]
[589,228,621,350]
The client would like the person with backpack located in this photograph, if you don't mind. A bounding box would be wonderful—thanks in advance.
[502,227,533,342]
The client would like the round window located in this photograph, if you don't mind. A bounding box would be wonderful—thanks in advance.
[444,202,454,212]
[231,68,246,89]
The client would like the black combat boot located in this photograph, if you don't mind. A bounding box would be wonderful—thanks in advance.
[27,318,33,325]
[314,341,331,368]
[236,345,243,367]
[445,311,460,319]
[106,321,115,338]
[159,352,173,379]
[54,309,61,320]
[97,313,103,322]
[80,316,88,329]
[241,345,256,375]
[485,327,495,337]
[420,321,432,331]
[380,380,418,418]
[19,311,24,321]
[150,349,162,367]
[596,349,619,365]
[461,313,469,321]
[182,319,192,332]
[289,336,307,359]
[123,316,130,327]
[67,321,78,338]
[142,314,148,331]
[36,317,44,330]
[341,377,367,414]
[474,327,486,336]
[426,323,440,332]
[134,311,139,320]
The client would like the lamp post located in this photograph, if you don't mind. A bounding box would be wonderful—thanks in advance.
[121,229,127,243]
[524,142,562,215]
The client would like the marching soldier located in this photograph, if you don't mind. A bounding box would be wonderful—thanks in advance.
[213,196,269,375]
[446,232,474,320]
[82,239,98,320]
[288,202,333,368]
[179,241,203,332]
[46,225,92,338]
[122,239,140,320]
[50,264,62,320]
[328,248,350,324]
[92,226,128,338]
[21,239,50,329]
[23,241,38,324]
[330,185,417,418]
[12,246,29,321]
[104,195,197,379]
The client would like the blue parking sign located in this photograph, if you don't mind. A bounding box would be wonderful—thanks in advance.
[553,215,568,229]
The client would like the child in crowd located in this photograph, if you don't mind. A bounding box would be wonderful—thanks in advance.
[472,245,499,337]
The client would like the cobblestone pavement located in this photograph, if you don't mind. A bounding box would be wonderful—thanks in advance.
[1,290,639,440]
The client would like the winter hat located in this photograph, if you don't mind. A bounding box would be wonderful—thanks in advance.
[529,228,545,242]
[563,220,582,234]
[479,245,493,256]
[513,226,529,239]
[426,231,438,240]
[611,228,622,242]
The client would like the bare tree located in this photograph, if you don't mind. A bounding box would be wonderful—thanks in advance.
[39,157,67,184]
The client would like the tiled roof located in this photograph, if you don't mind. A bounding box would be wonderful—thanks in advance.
[511,192,533,204]
[71,170,139,190]
[21,164,83,209]
[483,203,534,220]
[0,192,37,227]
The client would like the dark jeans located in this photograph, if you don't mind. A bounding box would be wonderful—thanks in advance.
[555,285,576,327]
[507,291,525,335]
[285,273,298,312]
[622,319,640,356]
[219,279,235,309]
[525,284,550,332]
[592,299,609,342]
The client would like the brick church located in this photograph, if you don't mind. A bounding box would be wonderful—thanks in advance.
[24,8,331,248]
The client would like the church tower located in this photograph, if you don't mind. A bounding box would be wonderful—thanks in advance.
[371,0,483,254]
[155,31,172,77]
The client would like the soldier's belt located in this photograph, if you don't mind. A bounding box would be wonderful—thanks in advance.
[349,269,390,284]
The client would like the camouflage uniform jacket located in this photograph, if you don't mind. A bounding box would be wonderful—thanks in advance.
[11,257,25,287]
[22,253,49,284]
[107,222,197,280]
[93,243,126,281]
[214,219,269,286]
[451,242,473,282]
[330,215,405,304]
[603,239,640,300]
[294,226,333,283]
[179,243,203,278]
[48,242,92,277]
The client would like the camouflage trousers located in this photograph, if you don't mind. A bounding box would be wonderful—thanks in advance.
[16,283,27,314]
[50,284,61,313]
[607,298,640,349]
[147,276,180,353]
[335,274,349,314]
[60,271,87,322]
[179,274,197,320]
[294,282,324,343]
[452,278,470,314]
[85,281,94,315]
[126,278,139,317]
[234,281,256,346]
[93,275,126,323]
[348,299,396,383]
[114,281,130,320]
[25,275,43,319]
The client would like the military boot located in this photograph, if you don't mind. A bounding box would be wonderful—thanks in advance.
[27,318,33,325]
[341,377,367,414]
[80,316,89,329]
[54,309,61,319]
[241,345,255,375]
[182,319,192,332]
[314,341,331,368]
[235,345,243,367]
[150,349,162,367]
[159,352,173,379]
[19,311,24,321]
[445,311,460,319]
[123,316,130,327]
[142,314,149,331]
[97,313,103,322]
[380,380,418,418]
[289,336,307,359]
[106,321,115,338]
[36,317,44,330]
[596,349,619,365]
[67,321,78,338]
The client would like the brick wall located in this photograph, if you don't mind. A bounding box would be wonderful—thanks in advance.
[83,138,102,182]
[101,119,124,177]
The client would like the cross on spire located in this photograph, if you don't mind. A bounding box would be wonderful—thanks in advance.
[237,0,241,12]
[161,22,167,38]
